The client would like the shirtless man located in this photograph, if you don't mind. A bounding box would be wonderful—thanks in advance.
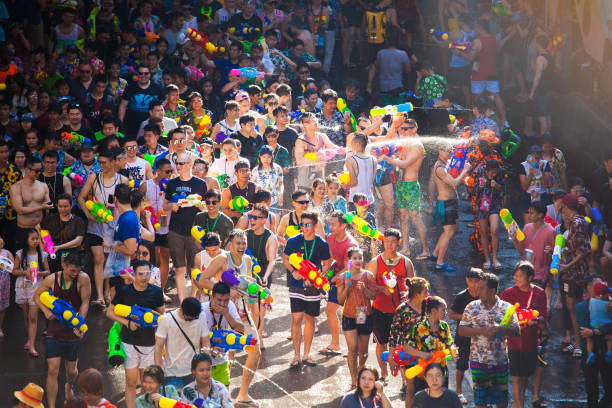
[9,156,53,248]
[191,229,262,407]
[379,117,430,258]
[431,144,471,271]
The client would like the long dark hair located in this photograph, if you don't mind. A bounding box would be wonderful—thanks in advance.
[19,228,43,271]
[354,366,380,402]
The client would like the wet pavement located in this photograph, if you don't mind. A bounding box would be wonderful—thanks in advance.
[0,198,595,407]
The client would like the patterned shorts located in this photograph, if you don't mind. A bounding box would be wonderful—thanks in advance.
[470,361,509,407]
[396,180,421,211]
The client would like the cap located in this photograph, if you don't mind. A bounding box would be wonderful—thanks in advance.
[561,193,578,210]
[80,143,94,151]
[200,137,214,147]
[14,383,45,408]
[530,145,543,152]
[235,91,249,102]
[21,112,34,122]
[258,145,274,156]
[594,281,610,296]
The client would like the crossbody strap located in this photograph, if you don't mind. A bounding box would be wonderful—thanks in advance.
[170,311,197,353]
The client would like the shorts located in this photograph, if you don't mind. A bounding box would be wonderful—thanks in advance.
[372,307,394,344]
[289,297,321,317]
[455,336,471,371]
[342,314,374,335]
[561,278,583,299]
[165,374,195,392]
[327,283,340,305]
[508,350,537,377]
[86,233,104,247]
[123,343,155,369]
[447,65,472,87]
[470,361,509,406]
[471,80,500,94]
[168,230,200,269]
[375,168,393,186]
[212,361,230,386]
[433,199,458,226]
[154,233,168,248]
[46,337,81,361]
[396,180,421,211]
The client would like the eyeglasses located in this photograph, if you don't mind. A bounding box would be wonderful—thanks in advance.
[295,200,309,205]
[299,222,312,227]
[176,161,190,166]
[135,271,151,276]
[163,169,173,174]
[238,169,250,174]
[173,139,187,144]
[126,146,138,151]
[248,214,264,220]
[425,373,444,380]
[28,167,42,173]
[205,200,219,205]
[136,251,149,256]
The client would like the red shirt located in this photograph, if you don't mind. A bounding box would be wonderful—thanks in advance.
[500,285,547,352]
[372,255,410,314]
[522,222,555,282]
[327,233,358,274]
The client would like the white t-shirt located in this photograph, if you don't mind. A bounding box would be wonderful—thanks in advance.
[125,157,149,181]
[201,300,241,366]
[156,310,209,377]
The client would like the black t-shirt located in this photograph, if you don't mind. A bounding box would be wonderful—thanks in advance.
[278,127,298,163]
[121,82,163,134]
[112,283,164,346]
[230,132,263,167]
[450,288,478,341]
[40,213,86,249]
[228,12,263,40]
[412,389,463,408]
[165,176,208,236]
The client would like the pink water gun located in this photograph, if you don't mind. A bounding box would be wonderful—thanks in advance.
[230,67,265,81]
[29,260,38,282]
[304,147,347,162]
[40,230,56,259]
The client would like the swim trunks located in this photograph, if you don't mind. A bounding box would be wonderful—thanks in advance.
[396,180,421,211]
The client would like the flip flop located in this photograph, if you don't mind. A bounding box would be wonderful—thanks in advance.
[303,357,317,366]
[28,350,39,357]
[415,253,432,261]
[435,263,457,271]
[319,347,341,355]
[234,400,260,408]
[289,358,301,368]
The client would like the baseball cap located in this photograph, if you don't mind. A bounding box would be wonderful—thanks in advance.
[80,142,94,152]
[235,91,249,102]
[20,112,34,122]
[258,145,274,156]
[561,193,578,210]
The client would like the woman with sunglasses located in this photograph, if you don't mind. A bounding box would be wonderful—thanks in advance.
[136,365,180,408]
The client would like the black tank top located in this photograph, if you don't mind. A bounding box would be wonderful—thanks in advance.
[47,272,82,341]
[229,182,256,203]
[247,228,272,275]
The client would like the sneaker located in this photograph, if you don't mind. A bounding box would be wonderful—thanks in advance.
[586,352,596,365]
[483,261,491,269]
[605,350,612,363]
[435,263,457,272]
[458,394,468,405]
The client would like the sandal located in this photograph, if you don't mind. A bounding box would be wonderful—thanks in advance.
[532,399,547,407]
[483,261,491,269]
[562,344,575,354]
[415,253,432,261]
[302,357,317,366]
[319,346,341,355]
[572,347,582,358]
[28,350,39,357]
[493,260,502,269]
[234,400,260,408]
[289,358,301,368]
[435,263,457,271]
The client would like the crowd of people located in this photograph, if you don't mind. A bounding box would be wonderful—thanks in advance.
[1,0,612,407]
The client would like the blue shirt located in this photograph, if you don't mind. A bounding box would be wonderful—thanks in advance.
[114,210,141,243]
[284,234,330,289]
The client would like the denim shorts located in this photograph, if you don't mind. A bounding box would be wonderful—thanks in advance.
[46,337,81,361]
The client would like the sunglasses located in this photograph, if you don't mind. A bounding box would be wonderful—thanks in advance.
[162,169,173,174]
[205,200,219,205]
[295,200,309,205]
[299,70,309,74]
[355,200,370,207]
[126,146,138,151]
[248,214,264,220]
[400,125,416,130]
[267,101,279,106]
[136,251,149,256]
[173,139,187,144]
[135,271,151,276]
[176,161,190,166]
[29,167,42,173]
[299,222,312,228]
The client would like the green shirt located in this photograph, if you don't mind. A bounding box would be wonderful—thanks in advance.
[193,210,235,244]
[272,144,290,168]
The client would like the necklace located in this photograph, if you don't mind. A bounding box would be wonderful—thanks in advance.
[303,237,315,260]
[206,212,220,232]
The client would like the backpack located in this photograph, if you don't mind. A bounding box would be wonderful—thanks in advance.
[366,10,386,44]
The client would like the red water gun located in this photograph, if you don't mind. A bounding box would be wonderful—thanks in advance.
[288,253,331,291]
[144,205,161,230]
[544,215,558,228]
[516,308,539,328]
[405,348,456,378]
[185,28,225,56]
[382,347,417,376]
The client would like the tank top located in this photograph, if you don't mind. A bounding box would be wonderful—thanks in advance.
[218,119,241,136]
[87,173,120,235]
[472,35,498,81]
[47,272,82,341]
[372,255,409,314]
[55,24,79,42]
[226,253,249,278]
[229,182,256,203]
[349,155,375,203]
[145,178,169,235]
[247,228,272,277]
[450,30,473,68]
[125,157,148,181]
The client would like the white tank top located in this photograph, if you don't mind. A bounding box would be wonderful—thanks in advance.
[125,157,148,181]
[226,253,249,278]
[349,154,375,203]
[55,24,79,41]
[145,178,170,235]
[86,173,121,236]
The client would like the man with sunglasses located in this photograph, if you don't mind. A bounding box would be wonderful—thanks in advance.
[124,138,154,182]
[283,211,332,368]
[163,151,207,302]
[277,190,323,245]
[68,61,94,101]
[10,156,53,249]
[379,117,431,258]
[119,64,163,136]
[194,189,234,244]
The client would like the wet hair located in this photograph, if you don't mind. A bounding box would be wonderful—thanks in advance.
[347,247,363,259]
[252,203,269,218]
[18,228,44,271]
[320,89,338,103]
[301,211,319,225]
[228,228,247,242]
[514,260,535,279]
[466,268,483,279]
[292,189,308,201]
[253,189,271,204]
[481,272,499,292]
[424,295,446,314]
[191,352,213,371]
[62,251,82,267]
[384,228,402,242]
[273,105,289,116]
[329,211,347,225]
[355,366,380,400]
[325,173,340,187]
[528,201,547,216]
[311,178,325,195]
[351,132,368,150]
[77,368,104,396]
[142,365,166,389]
[407,277,430,299]
[202,232,221,247]
[212,281,230,295]
[352,192,368,204]
[132,259,151,272]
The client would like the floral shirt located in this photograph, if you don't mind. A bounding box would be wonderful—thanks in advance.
[407,319,453,352]
[417,74,447,106]
[135,385,179,408]
[134,15,162,35]
[182,379,233,408]
[70,159,101,202]
[251,163,284,206]
[164,103,188,123]
[470,114,500,139]
[459,298,519,365]
[547,148,566,192]
[316,110,346,146]
[562,214,590,286]
[326,195,347,213]
[389,301,424,347]
[0,163,22,220]
[269,49,290,73]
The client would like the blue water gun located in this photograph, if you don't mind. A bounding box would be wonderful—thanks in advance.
[290,109,305,123]
[245,248,262,275]
[114,304,161,328]
[40,291,88,333]
[590,207,604,251]
[209,328,258,352]
[170,193,187,203]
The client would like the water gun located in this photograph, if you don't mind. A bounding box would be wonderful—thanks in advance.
[343,260,352,286]
[449,41,472,51]
[113,267,134,278]
[62,167,85,186]
[429,28,449,41]
[516,307,539,328]
[221,269,273,304]
[141,153,156,168]
[544,215,558,228]
[290,109,305,123]
[550,234,565,275]
[159,178,169,192]
[137,29,160,43]
[107,321,125,367]
[40,229,57,259]
[500,302,519,327]
[448,141,469,178]
[337,98,357,132]
[143,205,160,230]
[501,128,521,159]
[85,200,114,223]
[209,328,258,352]
[40,290,88,333]
[191,225,207,248]
[547,34,567,54]
[382,347,418,376]
[127,179,141,190]
[382,270,397,293]
[590,207,603,252]
[216,174,229,189]
[405,348,455,379]
[500,209,525,241]
[159,397,199,408]
[61,131,91,145]
[313,15,327,32]
[114,304,161,328]
[29,260,38,282]
[185,28,225,56]
[463,176,475,187]
[229,196,249,213]
[245,248,262,275]
[288,253,331,291]
[195,114,212,137]
[173,194,203,212]
[230,67,266,81]
[492,5,520,20]
[304,147,347,162]
[286,225,301,238]
[215,131,229,144]
[371,144,403,157]
[594,281,612,296]
[370,103,413,117]
[345,213,383,241]
[338,171,351,184]
[229,25,261,38]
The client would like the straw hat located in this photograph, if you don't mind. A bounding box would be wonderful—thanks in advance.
[14,383,45,408]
